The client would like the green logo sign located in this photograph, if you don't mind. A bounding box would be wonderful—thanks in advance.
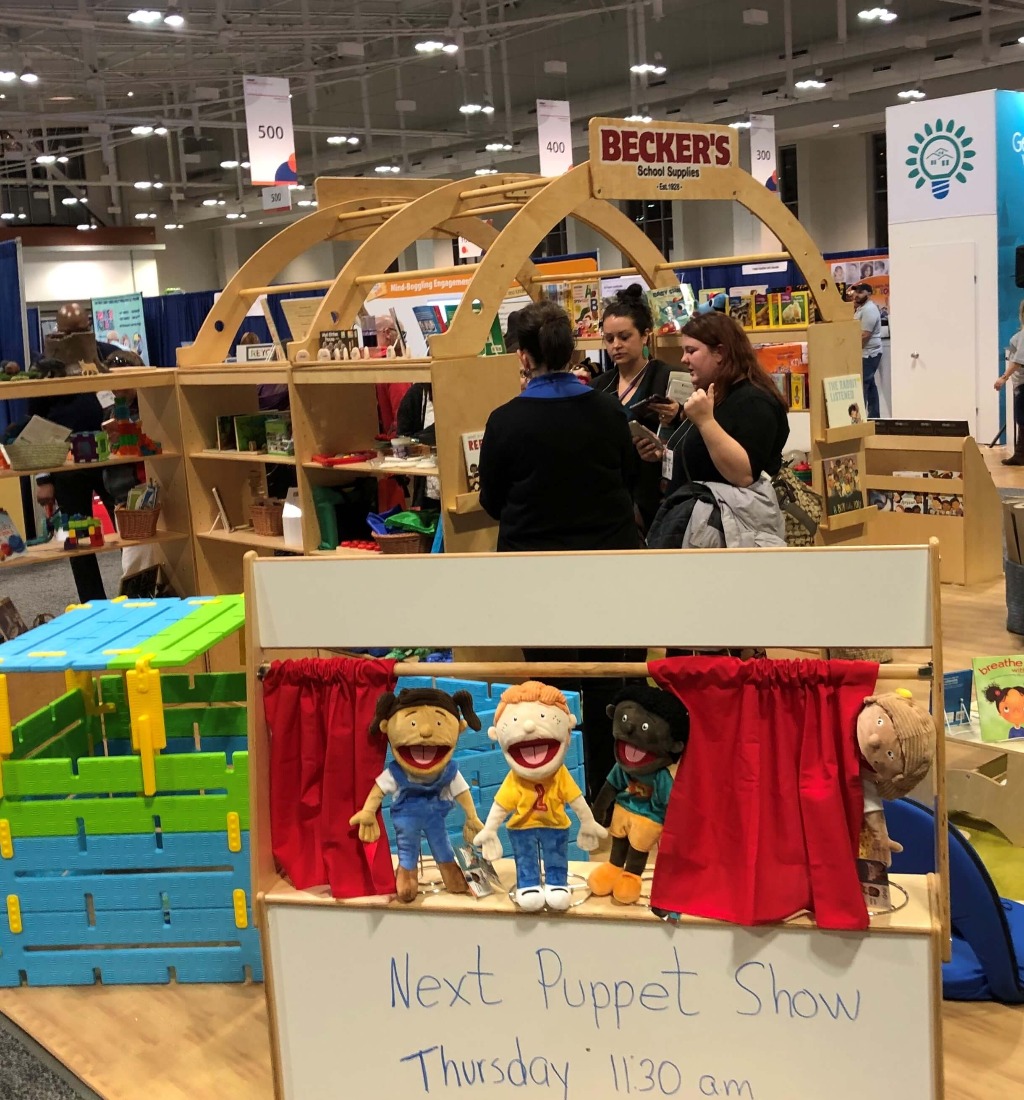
[906,119,976,199]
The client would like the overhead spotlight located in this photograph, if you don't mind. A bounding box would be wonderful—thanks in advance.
[833,123,841,128]
[0,213,14,221]
[460,103,483,115]
[897,88,926,100]
[153,181,163,189]
[163,222,184,229]
[241,159,251,167]
[415,41,458,55]
[131,125,155,136]
[327,135,360,146]
[630,63,667,76]
[625,113,653,123]
[56,155,69,164]
[76,223,92,231]
[374,164,401,174]
[220,159,239,169]
[795,78,827,90]
[474,167,498,176]
[201,197,219,206]
[16,212,26,220]
[127,9,162,24]
[163,5,185,27]
[154,126,168,136]
[20,67,38,84]
[127,91,134,97]
[858,7,897,22]
[0,72,15,84]
[485,141,513,152]
[35,154,56,165]
[134,180,153,189]
[61,196,80,206]
[728,120,752,129]
[134,211,150,220]
[226,211,247,219]
[296,198,317,207]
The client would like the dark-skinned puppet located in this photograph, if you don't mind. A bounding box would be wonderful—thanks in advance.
[857,689,935,866]
[350,688,485,903]
[474,681,607,912]
[588,685,689,905]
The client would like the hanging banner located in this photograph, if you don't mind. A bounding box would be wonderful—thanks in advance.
[262,185,293,212]
[537,99,573,177]
[244,75,297,187]
[91,293,150,365]
[749,113,778,194]
[457,236,484,260]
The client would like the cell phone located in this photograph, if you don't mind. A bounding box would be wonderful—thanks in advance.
[629,421,662,445]
[632,396,670,418]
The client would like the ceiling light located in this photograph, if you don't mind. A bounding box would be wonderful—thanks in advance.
[163,6,185,27]
[326,135,360,146]
[154,126,168,136]
[131,125,154,136]
[220,159,239,169]
[61,196,80,205]
[134,180,153,189]
[630,63,667,76]
[16,212,26,220]
[19,67,38,85]
[127,9,162,24]
[0,213,14,221]
[296,198,317,207]
[49,95,75,102]
[226,211,247,219]
[795,78,827,90]
[833,123,841,128]
[625,113,653,123]
[35,154,56,165]
[415,41,458,55]
[76,223,91,231]
[474,167,498,176]
[291,184,305,191]
[202,198,218,206]
[485,141,513,152]
[728,120,752,129]
[460,103,482,115]
[0,73,14,84]
[56,155,69,164]
[127,91,134,97]
[897,88,926,100]
[164,222,183,229]
[858,7,897,22]
[374,164,401,174]
[241,159,251,167]
[153,181,163,189]
[134,211,152,220]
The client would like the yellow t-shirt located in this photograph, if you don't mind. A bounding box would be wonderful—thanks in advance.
[494,767,581,830]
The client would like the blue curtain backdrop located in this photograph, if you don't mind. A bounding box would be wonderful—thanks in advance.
[0,240,28,433]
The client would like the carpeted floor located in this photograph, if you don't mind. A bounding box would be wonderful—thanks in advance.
[0,1012,99,1099]
[951,812,1024,902]
[1,555,122,629]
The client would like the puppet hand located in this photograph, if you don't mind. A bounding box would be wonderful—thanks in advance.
[474,828,503,862]
[575,820,609,852]
[463,816,486,846]
[348,810,380,844]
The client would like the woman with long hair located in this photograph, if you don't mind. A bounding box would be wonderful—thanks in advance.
[995,298,1024,465]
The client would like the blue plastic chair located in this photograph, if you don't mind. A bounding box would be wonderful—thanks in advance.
[885,798,1024,1003]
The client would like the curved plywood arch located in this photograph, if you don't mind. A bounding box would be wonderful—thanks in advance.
[288,175,547,361]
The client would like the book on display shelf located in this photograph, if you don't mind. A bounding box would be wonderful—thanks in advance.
[645,284,695,335]
[823,374,867,428]
[462,431,484,491]
[412,306,445,340]
[926,493,964,518]
[571,283,601,339]
[973,654,1024,742]
[233,414,270,454]
[768,290,809,328]
[822,452,864,516]
[872,419,969,437]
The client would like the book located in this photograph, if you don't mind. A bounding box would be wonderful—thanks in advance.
[452,844,504,897]
[940,669,973,729]
[926,493,964,517]
[754,342,807,374]
[412,305,444,340]
[645,285,694,335]
[789,372,807,410]
[442,303,459,327]
[751,293,771,328]
[892,491,926,514]
[867,489,894,511]
[265,413,294,457]
[973,654,1024,742]
[571,283,601,338]
[482,317,505,356]
[823,374,868,428]
[769,372,790,406]
[462,430,484,490]
[319,330,344,357]
[234,413,269,453]
[727,295,752,328]
[822,453,864,516]
[666,370,694,405]
[769,290,809,328]
[216,415,237,451]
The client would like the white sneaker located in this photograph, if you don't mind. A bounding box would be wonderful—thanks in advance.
[544,885,571,911]
[514,887,546,912]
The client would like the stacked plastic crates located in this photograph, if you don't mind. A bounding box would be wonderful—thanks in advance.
[381,676,589,861]
[0,670,262,986]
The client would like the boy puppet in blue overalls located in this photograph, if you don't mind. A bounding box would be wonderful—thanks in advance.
[350,688,485,903]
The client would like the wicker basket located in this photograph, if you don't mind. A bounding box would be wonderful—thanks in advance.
[251,498,285,537]
[1007,558,1024,636]
[1,441,70,471]
[115,505,160,541]
[373,531,430,555]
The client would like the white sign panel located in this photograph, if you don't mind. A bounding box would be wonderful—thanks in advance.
[243,75,297,188]
[458,237,484,260]
[749,113,778,194]
[886,90,996,224]
[537,99,573,177]
[262,185,293,212]
[267,906,936,1100]
[742,261,788,275]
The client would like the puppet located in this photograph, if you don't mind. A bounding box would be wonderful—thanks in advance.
[350,687,485,903]
[474,681,607,912]
[587,686,689,905]
[857,689,935,866]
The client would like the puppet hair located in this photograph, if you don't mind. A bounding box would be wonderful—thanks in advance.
[984,684,1024,706]
[610,685,690,742]
[493,680,570,722]
[369,688,481,737]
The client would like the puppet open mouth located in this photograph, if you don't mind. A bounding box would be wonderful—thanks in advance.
[397,745,450,770]
[508,739,561,770]
[616,742,659,768]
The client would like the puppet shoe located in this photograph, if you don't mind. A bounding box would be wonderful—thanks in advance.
[587,861,624,897]
[612,871,643,905]
[544,885,572,911]
[438,861,470,895]
[396,867,419,904]
[513,886,546,912]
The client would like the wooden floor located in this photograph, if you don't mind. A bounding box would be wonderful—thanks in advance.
[0,446,1021,1100]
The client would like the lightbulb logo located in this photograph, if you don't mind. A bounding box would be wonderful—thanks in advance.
[906,119,976,200]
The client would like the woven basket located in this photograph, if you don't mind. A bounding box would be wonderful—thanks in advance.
[251,498,285,537]
[1007,558,1024,636]
[115,505,160,541]
[1,441,70,471]
[373,531,430,555]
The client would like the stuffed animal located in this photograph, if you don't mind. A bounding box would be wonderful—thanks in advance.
[350,687,486,904]
[587,686,689,905]
[474,681,607,912]
[857,688,935,866]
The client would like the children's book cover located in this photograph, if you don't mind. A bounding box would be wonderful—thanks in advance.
[412,305,443,339]
[234,413,269,453]
[645,286,693,335]
[926,494,964,517]
[823,374,867,428]
[822,453,864,516]
[973,655,1024,741]
[728,295,752,328]
[462,431,484,490]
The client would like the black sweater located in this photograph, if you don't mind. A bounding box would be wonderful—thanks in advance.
[478,389,640,552]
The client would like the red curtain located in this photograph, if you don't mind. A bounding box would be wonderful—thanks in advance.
[649,656,878,931]
[262,657,397,898]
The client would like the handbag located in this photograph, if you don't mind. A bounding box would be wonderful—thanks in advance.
[771,464,822,547]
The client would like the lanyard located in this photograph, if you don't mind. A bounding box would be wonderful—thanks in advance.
[617,364,649,405]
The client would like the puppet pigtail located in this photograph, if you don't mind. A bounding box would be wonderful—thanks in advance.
[370,692,397,738]
[451,690,482,731]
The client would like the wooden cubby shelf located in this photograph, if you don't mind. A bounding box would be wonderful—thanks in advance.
[0,452,181,480]
[197,528,300,553]
[192,450,297,466]
[0,530,189,571]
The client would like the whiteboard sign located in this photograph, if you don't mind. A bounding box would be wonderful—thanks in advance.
[537,99,573,177]
[267,905,936,1100]
[244,75,297,187]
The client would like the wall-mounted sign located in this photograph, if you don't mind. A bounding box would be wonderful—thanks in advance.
[244,75,297,188]
[92,293,150,365]
[589,117,736,199]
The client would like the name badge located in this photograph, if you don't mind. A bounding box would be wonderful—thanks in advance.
[96,390,116,408]
[661,449,674,481]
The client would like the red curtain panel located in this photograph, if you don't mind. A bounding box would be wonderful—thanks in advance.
[262,657,397,898]
[649,656,878,931]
